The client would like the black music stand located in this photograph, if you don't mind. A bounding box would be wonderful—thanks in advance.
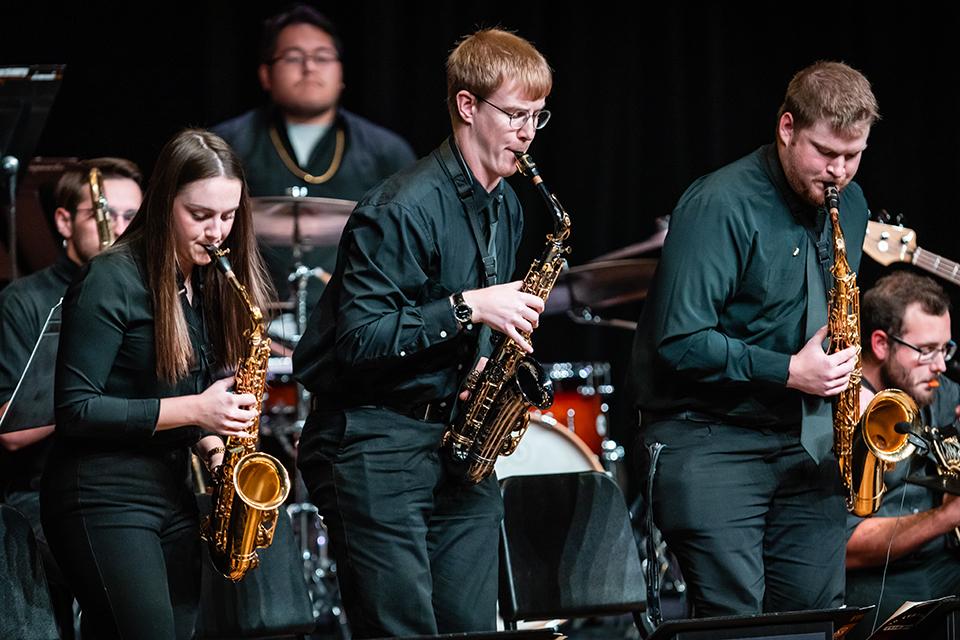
[645,606,872,640]
[0,64,65,280]
[0,300,61,433]
[377,629,562,640]
[866,596,960,639]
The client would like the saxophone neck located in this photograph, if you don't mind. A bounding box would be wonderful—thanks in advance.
[514,152,571,240]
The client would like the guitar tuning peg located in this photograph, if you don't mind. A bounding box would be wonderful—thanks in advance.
[894,213,904,225]
[877,209,891,223]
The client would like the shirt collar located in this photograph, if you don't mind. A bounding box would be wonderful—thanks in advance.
[445,137,503,215]
[761,143,824,230]
[53,251,82,285]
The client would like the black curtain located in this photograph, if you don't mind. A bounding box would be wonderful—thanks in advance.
[4,1,959,465]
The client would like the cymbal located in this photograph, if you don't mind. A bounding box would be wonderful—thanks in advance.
[251,195,356,246]
[591,215,669,262]
[544,258,659,314]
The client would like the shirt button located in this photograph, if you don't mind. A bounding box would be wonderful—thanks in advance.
[400,350,406,357]
[440,330,448,339]
[440,401,447,408]
[457,363,464,370]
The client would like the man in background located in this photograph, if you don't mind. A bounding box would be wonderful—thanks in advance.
[0,156,142,639]
[845,271,960,639]
[213,5,415,305]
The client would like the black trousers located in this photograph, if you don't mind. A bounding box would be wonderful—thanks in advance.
[40,446,200,640]
[845,552,960,640]
[298,407,503,639]
[642,419,847,617]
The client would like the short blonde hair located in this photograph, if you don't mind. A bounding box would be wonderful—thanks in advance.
[777,61,879,134]
[446,28,553,123]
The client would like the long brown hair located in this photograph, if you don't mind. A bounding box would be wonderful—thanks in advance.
[118,129,274,382]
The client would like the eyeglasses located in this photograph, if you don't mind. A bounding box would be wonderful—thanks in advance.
[888,334,957,363]
[476,95,551,130]
[271,48,340,67]
[75,207,138,224]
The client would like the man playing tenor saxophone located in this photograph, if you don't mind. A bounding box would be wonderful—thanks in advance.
[845,271,960,639]
[631,61,877,617]
[293,28,552,638]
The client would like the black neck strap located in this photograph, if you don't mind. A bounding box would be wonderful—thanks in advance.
[436,138,498,286]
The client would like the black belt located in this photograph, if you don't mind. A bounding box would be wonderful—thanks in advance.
[404,398,454,423]
[642,409,798,432]
[309,395,454,423]
[643,409,722,425]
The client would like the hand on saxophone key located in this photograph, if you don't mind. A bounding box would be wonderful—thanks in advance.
[195,377,258,437]
[786,325,858,397]
[458,357,488,402]
[462,281,544,353]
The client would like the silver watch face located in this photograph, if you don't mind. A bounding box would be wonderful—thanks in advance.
[455,303,472,324]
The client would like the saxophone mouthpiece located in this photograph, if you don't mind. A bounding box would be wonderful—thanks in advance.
[515,152,542,184]
[824,184,840,212]
[203,243,235,278]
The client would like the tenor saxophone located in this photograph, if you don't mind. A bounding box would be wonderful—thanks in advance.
[826,185,917,515]
[88,167,114,248]
[201,244,291,581]
[441,152,570,484]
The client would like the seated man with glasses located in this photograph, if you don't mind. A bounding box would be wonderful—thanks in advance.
[0,156,142,639]
[213,5,416,307]
[294,27,552,638]
[844,270,960,640]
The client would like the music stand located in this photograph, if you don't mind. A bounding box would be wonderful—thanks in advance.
[0,300,61,433]
[866,595,960,639]
[0,64,65,281]
[645,606,873,640]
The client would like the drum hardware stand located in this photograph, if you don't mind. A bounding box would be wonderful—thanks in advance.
[566,306,638,332]
[270,186,348,637]
[3,156,19,280]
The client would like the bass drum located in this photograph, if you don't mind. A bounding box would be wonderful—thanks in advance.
[495,413,602,480]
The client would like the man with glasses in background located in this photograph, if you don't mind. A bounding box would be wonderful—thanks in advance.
[213,5,415,306]
[0,156,142,639]
[294,28,552,638]
[844,270,960,640]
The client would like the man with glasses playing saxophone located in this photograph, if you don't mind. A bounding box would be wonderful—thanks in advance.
[0,157,142,639]
[294,28,551,639]
[844,271,960,639]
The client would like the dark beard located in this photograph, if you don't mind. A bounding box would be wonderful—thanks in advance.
[879,357,933,408]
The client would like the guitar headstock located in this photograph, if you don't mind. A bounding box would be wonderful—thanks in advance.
[863,220,918,266]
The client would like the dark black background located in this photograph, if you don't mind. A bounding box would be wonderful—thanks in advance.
[3,2,959,451]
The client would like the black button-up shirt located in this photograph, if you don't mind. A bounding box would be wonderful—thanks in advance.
[631,144,868,427]
[294,137,524,412]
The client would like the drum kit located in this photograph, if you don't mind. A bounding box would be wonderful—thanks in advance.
[250,193,671,631]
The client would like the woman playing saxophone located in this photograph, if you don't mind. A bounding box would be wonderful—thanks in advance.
[41,129,273,640]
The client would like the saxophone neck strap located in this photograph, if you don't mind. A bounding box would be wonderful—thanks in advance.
[436,137,499,286]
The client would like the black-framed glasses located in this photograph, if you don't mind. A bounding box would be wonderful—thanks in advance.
[75,207,138,224]
[271,48,340,67]
[888,334,957,363]
[476,95,551,130]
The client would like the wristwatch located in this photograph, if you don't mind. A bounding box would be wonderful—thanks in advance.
[452,292,473,328]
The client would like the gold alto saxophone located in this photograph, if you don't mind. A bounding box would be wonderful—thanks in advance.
[441,152,571,484]
[826,185,918,516]
[201,244,291,581]
[88,167,114,248]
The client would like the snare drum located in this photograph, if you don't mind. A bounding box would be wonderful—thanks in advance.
[540,361,612,454]
[264,357,298,418]
[495,414,601,480]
